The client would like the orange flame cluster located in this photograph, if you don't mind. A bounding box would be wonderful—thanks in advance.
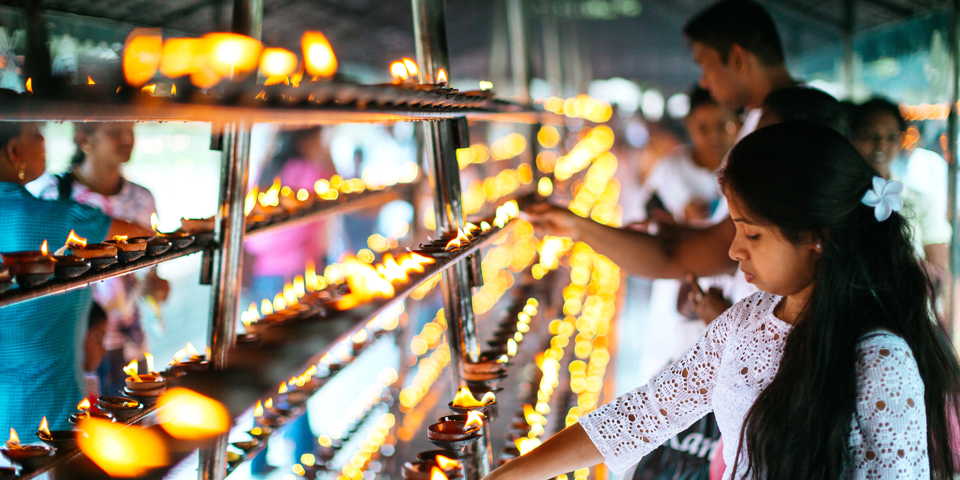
[464,410,485,429]
[445,228,471,251]
[390,58,419,83]
[451,387,495,408]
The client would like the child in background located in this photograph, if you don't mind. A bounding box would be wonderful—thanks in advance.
[83,303,108,403]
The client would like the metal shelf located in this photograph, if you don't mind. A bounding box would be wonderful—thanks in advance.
[245,187,404,239]
[16,397,160,480]
[0,87,559,126]
[0,242,209,309]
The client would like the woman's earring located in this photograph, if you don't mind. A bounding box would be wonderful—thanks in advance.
[17,166,24,180]
[82,144,92,154]
[815,243,822,252]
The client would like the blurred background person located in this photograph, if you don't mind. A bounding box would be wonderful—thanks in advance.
[28,122,169,396]
[0,122,147,434]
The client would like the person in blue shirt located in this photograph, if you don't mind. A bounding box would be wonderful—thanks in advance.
[0,122,150,434]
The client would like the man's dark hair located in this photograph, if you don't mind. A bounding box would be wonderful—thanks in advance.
[763,86,849,136]
[0,122,23,153]
[688,86,718,115]
[683,0,785,66]
[849,97,907,134]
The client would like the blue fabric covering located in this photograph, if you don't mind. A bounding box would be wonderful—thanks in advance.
[0,182,111,433]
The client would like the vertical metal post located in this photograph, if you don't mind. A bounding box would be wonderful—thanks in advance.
[199,2,261,480]
[947,0,960,345]
[841,0,856,98]
[506,0,530,104]
[412,1,488,477]
[23,0,52,95]
[541,0,563,98]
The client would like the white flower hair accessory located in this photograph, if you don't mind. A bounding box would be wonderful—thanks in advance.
[861,176,903,221]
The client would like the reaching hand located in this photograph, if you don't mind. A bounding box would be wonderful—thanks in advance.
[527,202,583,240]
[145,270,170,302]
[685,275,732,325]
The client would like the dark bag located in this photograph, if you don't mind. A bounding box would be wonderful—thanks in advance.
[630,412,720,480]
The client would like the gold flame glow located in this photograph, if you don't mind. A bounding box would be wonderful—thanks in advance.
[302,31,337,77]
[77,399,91,411]
[151,213,159,232]
[451,387,491,408]
[145,352,155,374]
[437,69,448,85]
[465,410,484,429]
[402,58,419,77]
[430,466,449,480]
[254,400,263,417]
[123,359,140,381]
[157,388,229,440]
[7,428,20,448]
[40,240,48,256]
[78,417,169,477]
[435,455,460,470]
[25,78,32,93]
[66,229,88,248]
[390,62,409,83]
[204,33,262,75]
[123,28,162,86]
[259,48,297,78]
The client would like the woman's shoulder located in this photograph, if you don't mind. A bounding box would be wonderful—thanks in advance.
[855,331,919,378]
[712,291,781,333]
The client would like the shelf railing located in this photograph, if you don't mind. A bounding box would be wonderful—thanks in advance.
[0,242,210,308]
[245,186,404,239]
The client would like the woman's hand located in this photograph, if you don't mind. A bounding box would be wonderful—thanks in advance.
[527,202,584,241]
[480,424,603,480]
[686,275,732,325]
[145,270,170,302]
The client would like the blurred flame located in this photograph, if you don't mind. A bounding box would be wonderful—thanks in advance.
[452,387,486,408]
[145,352,155,374]
[7,428,19,447]
[25,78,32,93]
[38,417,50,436]
[204,33,261,75]
[113,235,128,242]
[123,28,162,86]
[66,230,88,248]
[390,61,409,83]
[123,359,141,381]
[437,69,447,85]
[279,382,288,394]
[264,398,273,409]
[78,417,168,477]
[260,299,273,316]
[507,338,517,356]
[402,58,419,77]
[430,466,449,480]
[480,391,496,405]
[254,400,263,417]
[244,187,258,216]
[302,31,337,77]
[40,240,48,256]
[142,84,156,94]
[157,388,229,440]
[379,254,409,283]
[87,76,95,85]
[465,410,484,429]
[260,178,281,207]
[497,354,509,363]
[435,455,460,470]
[259,48,298,78]
[77,399,91,411]
[151,213,159,232]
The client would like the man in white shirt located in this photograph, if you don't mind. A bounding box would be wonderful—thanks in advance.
[531,0,797,281]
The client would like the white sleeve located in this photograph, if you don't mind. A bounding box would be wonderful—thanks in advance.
[578,303,737,473]
[850,334,929,480]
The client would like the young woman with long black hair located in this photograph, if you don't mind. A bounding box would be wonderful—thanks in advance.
[491,122,960,480]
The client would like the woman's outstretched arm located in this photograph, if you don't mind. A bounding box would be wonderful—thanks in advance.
[483,423,603,480]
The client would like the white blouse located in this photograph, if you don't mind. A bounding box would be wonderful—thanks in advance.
[580,292,928,479]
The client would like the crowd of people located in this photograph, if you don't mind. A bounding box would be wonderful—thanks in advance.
[489,0,960,479]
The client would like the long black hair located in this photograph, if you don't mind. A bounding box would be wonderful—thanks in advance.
[719,122,959,479]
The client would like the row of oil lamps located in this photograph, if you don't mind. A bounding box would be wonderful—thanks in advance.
[403,295,540,480]
[0,344,207,474]
[0,217,202,292]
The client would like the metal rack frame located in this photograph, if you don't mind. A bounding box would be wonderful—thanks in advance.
[0,0,545,479]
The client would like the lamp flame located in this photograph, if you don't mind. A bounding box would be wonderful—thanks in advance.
[437,69,448,85]
[507,338,518,356]
[77,399,91,412]
[87,76,95,85]
[254,400,263,417]
[40,240,48,256]
[452,387,491,408]
[113,235,128,242]
[244,187,258,216]
[279,382,288,394]
[497,354,509,363]
[145,352,156,374]
[151,213,160,232]
[156,388,229,440]
[379,254,409,283]
[38,417,50,437]
[402,58,419,77]
[430,466,449,480]
[123,359,141,381]
[465,410,485,429]
[260,178,281,207]
[66,229,88,248]
[123,28,162,87]
[25,78,32,93]
[7,428,20,448]
[260,48,298,78]
[264,398,273,409]
[302,31,337,77]
[435,455,460,470]
[261,299,273,316]
[390,62,409,83]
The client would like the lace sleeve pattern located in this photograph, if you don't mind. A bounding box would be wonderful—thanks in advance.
[579,301,741,474]
[850,333,928,479]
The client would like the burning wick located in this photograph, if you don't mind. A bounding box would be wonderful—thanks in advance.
[434,455,460,470]
[113,235,129,243]
[437,69,448,85]
[145,352,156,374]
[264,398,273,410]
[497,354,509,364]
[40,240,48,256]
[464,410,485,430]
[430,466,449,480]
[38,417,50,437]
[253,400,263,418]
[151,212,160,232]
[451,387,496,408]
[123,359,141,382]
[87,76,95,85]
[6,428,21,449]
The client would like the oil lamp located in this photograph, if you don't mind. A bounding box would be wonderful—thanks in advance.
[104,235,147,263]
[426,411,483,455]
[1,241,55,287]
[68,399,113,425]
[36,416,79,450]
[302,31,337,78]
[123,28,162,87]
[1,428,53,469]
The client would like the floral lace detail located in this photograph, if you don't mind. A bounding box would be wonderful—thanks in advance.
[579,292,929,479]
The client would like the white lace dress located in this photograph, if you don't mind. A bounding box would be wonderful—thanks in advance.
[580,292,929,479]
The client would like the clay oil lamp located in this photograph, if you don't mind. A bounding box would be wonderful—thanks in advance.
[403,455,463,480]
[122,355,166,405]
[58,231,118,270]
[178,216,214,235]
[247,426,272,439]
[230,437,259,452]
[53,254,91,279]
[2,241,55,287]
[426,410,484,454]
[1,428,54,470]
[143,236,172,256]
[68,399,113,426]
[167,342,209,373]
[35,416,78,451]
[104,235,147,263]
[448,388,498,421]
[151,214,195,249]
[252,400,285,429]
[96,397,143,423]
